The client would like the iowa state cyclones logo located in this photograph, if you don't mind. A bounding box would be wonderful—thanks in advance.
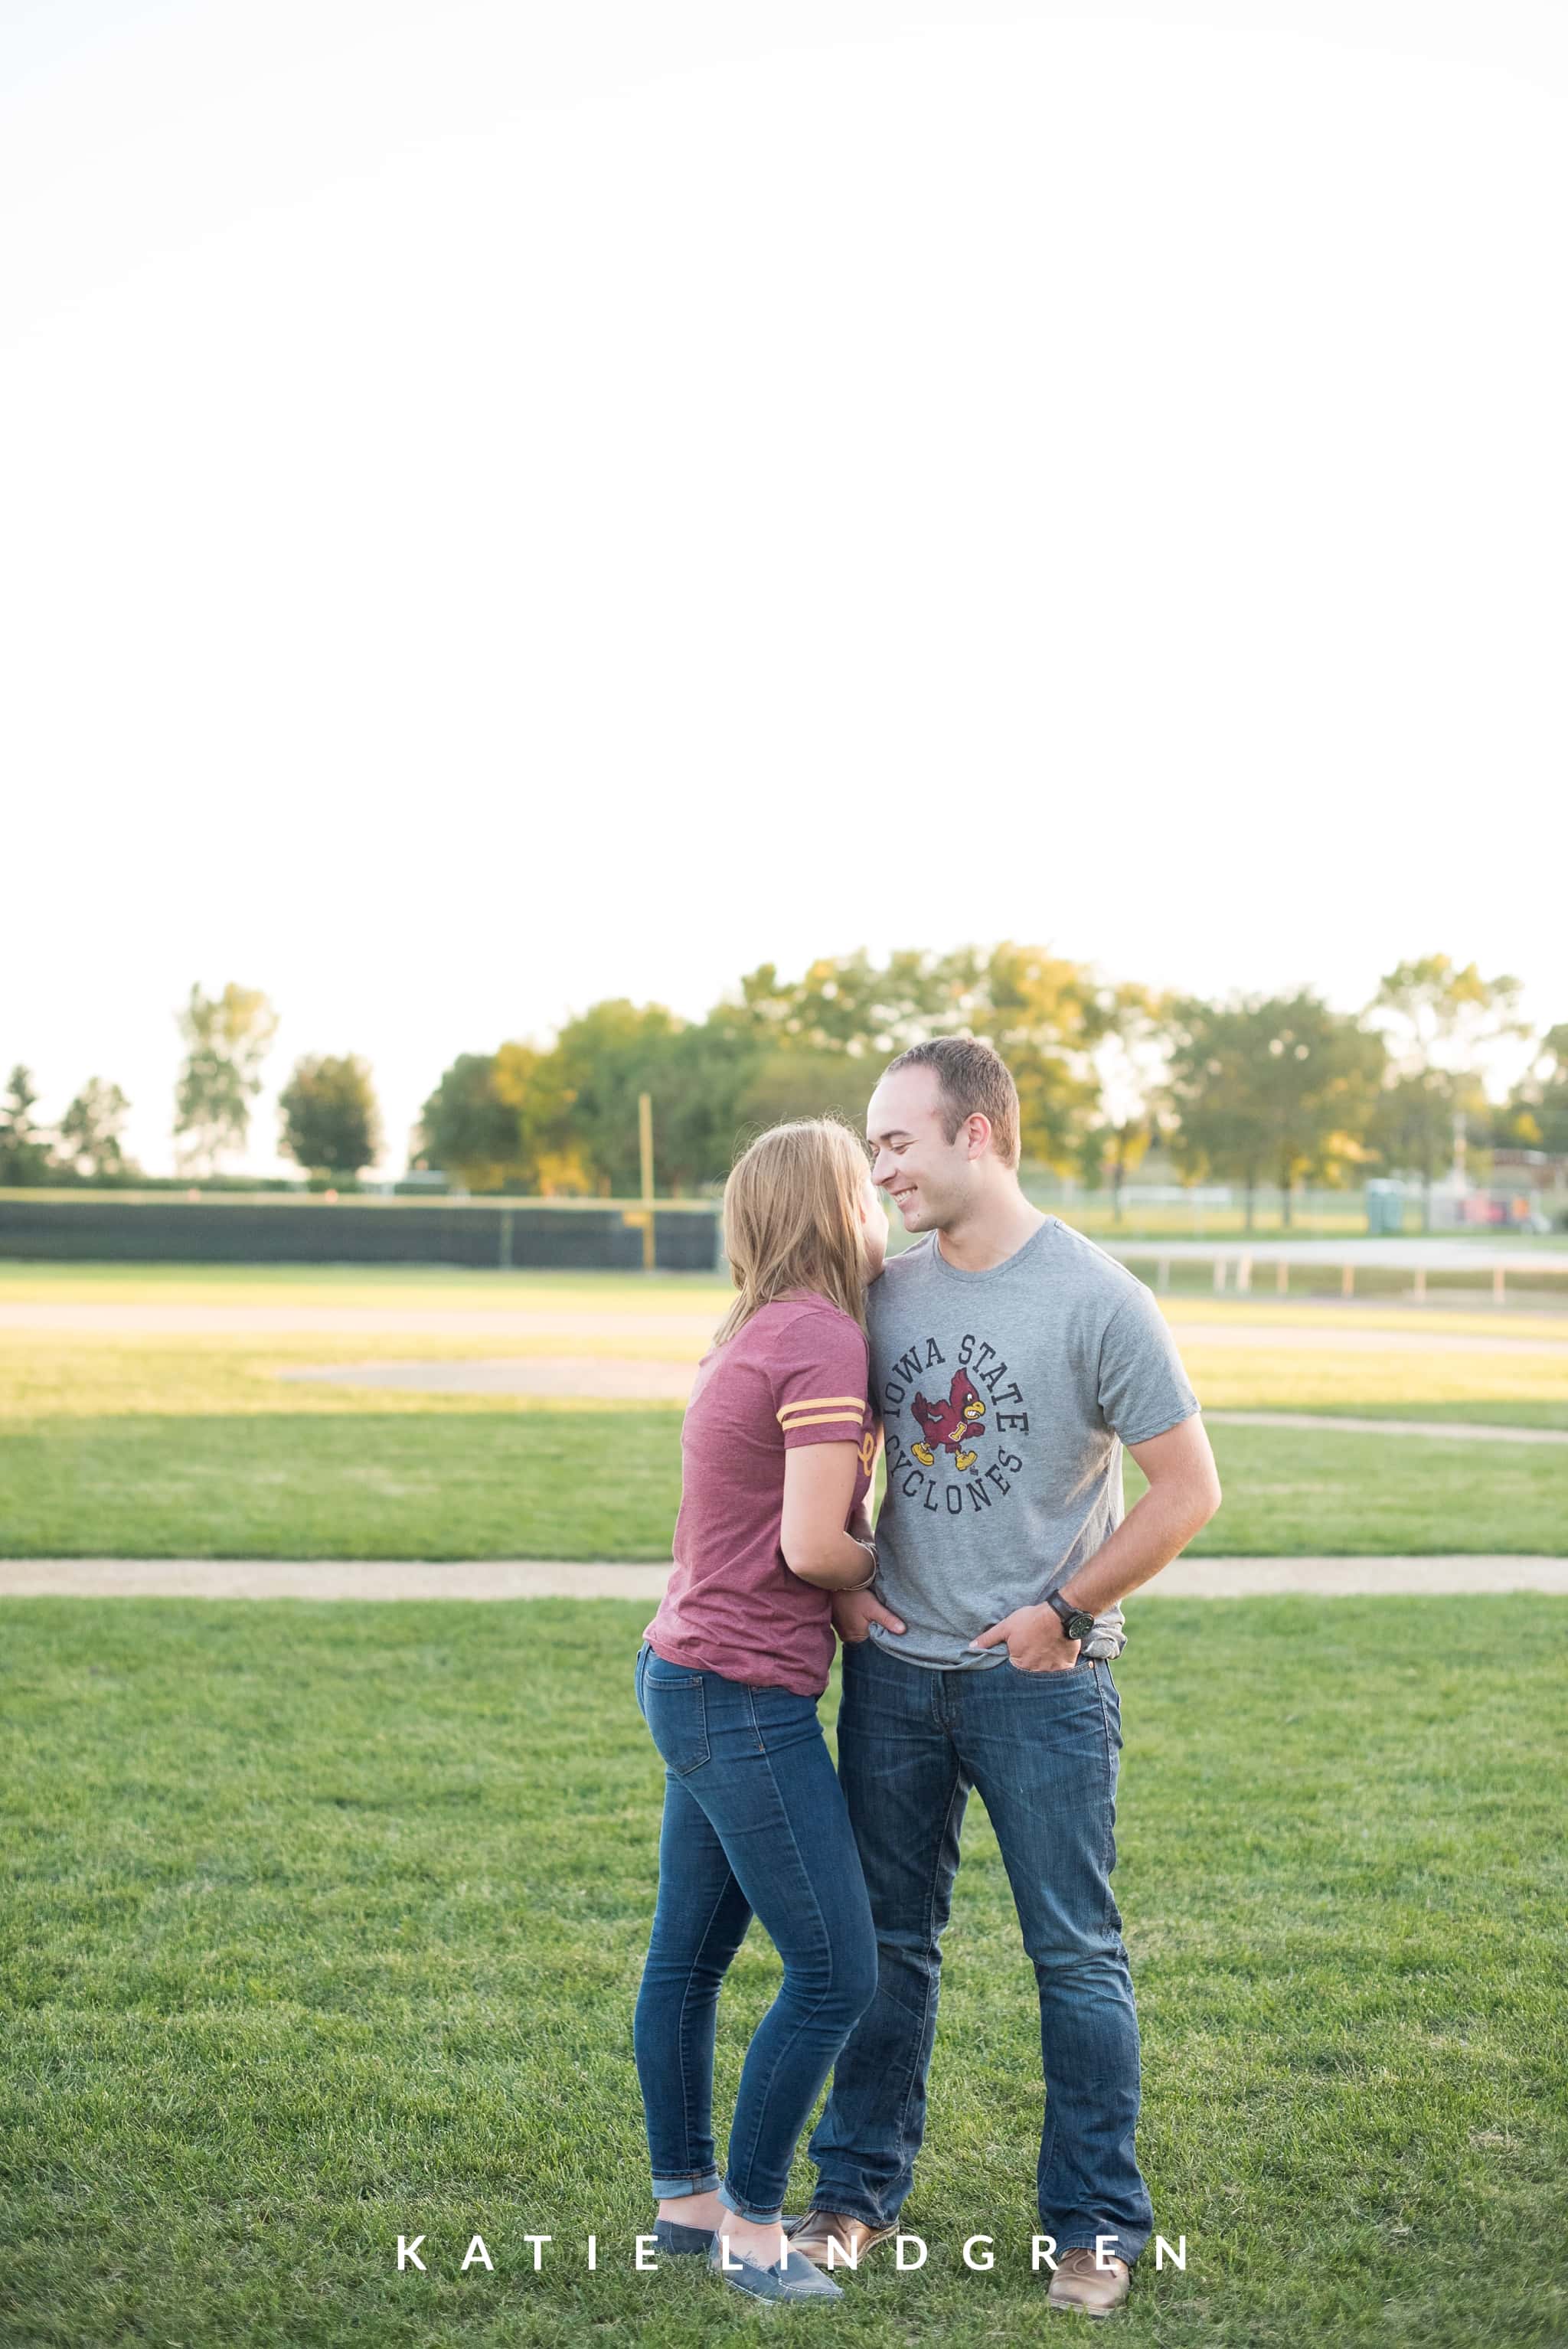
[910,1367,988,1470]
[881,1334,1029,1518]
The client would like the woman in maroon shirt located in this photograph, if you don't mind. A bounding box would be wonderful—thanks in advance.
[633,1118,887,2305]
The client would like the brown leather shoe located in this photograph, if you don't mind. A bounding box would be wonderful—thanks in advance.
[1046,2245,1132,2317]
[783,2210,900,2266]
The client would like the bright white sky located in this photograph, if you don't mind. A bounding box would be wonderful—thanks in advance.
[3,0,1564,1176]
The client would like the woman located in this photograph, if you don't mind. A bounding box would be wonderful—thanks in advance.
[632,1118,887,2305]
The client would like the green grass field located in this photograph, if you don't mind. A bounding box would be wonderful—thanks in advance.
[5,1410,1567,1561]
[4,1262,1565,2345]
[3,1263,1566,1560]
[4,1594,1563,2349]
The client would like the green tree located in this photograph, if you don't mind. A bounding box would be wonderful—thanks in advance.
[733,949,968,1057]
[57,1078,134,1180]
[719,949,967,1158]
[1080,987,1171,1219]
[1165,1005,1273,1225]
[961,944,1116,1170]
[491,1040,596,1192]
[1168,993,1385,1228]
[1500,1024,1568,1159]
[655,1011,773,1190]
[415,1053,523,1191]
[1367,1067,1485,1220]
[544,1001,684,1194]
[418,1014,753,1196]
[727,943,1112,1171]
[1367,955,1529,1225]
[278,1055,382,1178]
[173,983,278,1175]
[733,1047,871,1135]
[0,1066,54,1184]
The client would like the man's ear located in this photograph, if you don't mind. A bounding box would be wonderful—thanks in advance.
[965,1112,994,1161]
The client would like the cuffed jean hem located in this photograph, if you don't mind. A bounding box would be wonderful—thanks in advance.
[804,2184,897,2230]
[718,2178,787,2225]
[651,2168,720,2199]
[1053,2232,1148,2266]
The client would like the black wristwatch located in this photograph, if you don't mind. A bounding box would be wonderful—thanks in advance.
[1044,1588,1096,1643]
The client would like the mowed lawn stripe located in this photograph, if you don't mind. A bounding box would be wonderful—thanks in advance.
[1,1410,1564,1559]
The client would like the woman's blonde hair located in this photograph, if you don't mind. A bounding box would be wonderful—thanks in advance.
[713,1117,874,1348]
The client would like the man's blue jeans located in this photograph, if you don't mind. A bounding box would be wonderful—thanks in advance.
[632,1642,879,2223]
[806,1632,1154,2265]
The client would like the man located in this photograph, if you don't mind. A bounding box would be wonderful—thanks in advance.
[788,1037,1220,2319]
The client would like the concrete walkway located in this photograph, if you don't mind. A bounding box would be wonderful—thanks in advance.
[1161,1322,1568,1357]
[2,1557,1565,1600]
[1109,1239,1568,1271]
[9,1299,1568,1358]
[1204,1410,1568,1445]
[269,1354,1568,1406]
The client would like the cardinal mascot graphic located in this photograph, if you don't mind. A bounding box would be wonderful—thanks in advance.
[909,1367,988,1472]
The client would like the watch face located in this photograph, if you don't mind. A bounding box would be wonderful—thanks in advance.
[1066,1610,1094,1638]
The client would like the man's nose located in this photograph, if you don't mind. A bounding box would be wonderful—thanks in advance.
[869,1151,895,1188]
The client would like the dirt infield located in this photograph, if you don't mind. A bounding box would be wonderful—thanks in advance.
[7,1299,1568,1357]
[0,1302,721,1341]
[4,1557,1565,1600]
[276,1354,699,1399]
[271,1354,1568,1439]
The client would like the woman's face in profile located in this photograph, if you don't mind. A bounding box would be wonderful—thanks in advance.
[858,1171,888,1283]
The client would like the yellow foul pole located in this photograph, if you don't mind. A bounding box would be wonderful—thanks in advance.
[638,1092,655,1273]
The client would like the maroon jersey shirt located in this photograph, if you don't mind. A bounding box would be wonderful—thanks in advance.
[643,1290,875,1697]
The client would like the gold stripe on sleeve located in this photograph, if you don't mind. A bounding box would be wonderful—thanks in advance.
[776,1396,867,1423]
[779,1410,866,1430]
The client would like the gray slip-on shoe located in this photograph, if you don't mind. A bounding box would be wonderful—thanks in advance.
[653,2217,716,2256]
[710,2240,844,2302]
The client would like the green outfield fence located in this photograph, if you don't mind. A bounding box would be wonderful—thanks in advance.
[5,1188,1565,1286]
[0,1190,724,1272]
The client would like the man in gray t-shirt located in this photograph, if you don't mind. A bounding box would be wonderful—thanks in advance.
[867,1216,1200,1671]
[793,1037,1220,2322]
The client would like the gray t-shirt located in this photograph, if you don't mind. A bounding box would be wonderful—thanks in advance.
[866,1217,1200,1671]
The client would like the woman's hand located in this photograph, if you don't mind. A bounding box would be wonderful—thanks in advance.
[831,1586,906,1643]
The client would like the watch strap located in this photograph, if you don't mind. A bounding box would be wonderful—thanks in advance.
[1046,1587,1093,1636]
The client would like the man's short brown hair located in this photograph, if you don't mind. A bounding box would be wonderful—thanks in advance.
[881,1035,1021,1169]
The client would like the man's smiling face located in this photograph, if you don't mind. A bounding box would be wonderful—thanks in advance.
[865,1063,978,1233]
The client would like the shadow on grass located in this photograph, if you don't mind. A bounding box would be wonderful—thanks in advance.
[0,1411,685,1560]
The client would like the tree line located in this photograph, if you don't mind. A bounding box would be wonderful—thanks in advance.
[1,984,380,1191]
[412,949,1567,1226]
[6,949,1564,1227]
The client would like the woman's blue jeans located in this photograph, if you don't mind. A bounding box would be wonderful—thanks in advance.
[632,1642,879,2223]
